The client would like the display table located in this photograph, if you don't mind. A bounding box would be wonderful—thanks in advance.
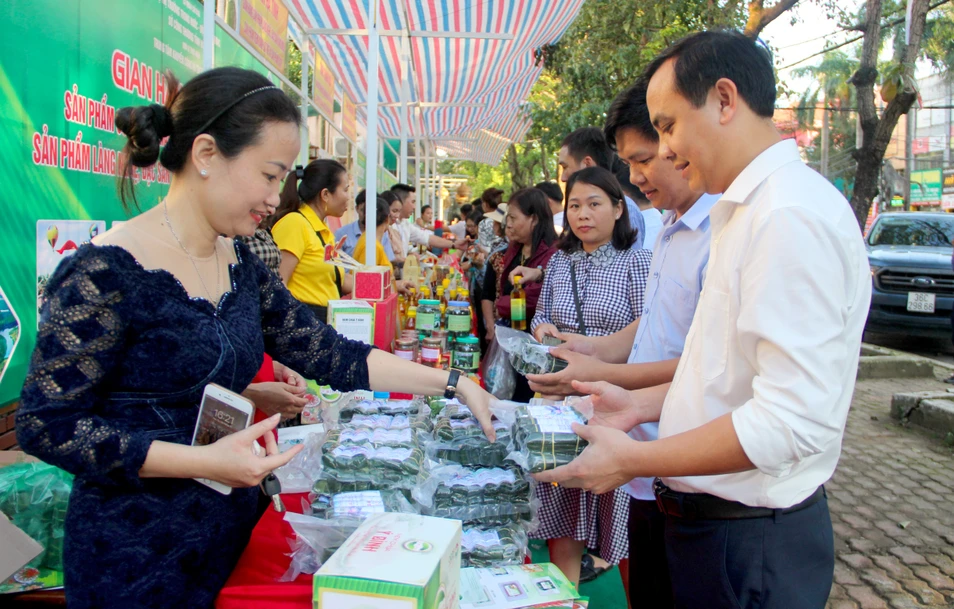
[215,493,312,609]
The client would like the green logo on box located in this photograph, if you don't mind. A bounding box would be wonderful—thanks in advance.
[402,540,433,553]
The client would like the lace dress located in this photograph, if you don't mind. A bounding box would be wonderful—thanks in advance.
[16,241,372,609]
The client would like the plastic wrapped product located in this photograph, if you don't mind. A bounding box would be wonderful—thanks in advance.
[492,326,569,376]
[337,399,422,422]
[460,524,529,567]
[429,417,511,467]
[319,443,426,486]
[425,465,534,526]
[348,413,433,433]
[0,462,73,571]
[321,426,420,452]
[483,336,516,400]
[494,402,588,473]
[283,490,419,581]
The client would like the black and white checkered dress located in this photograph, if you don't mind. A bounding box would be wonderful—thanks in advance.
[528,243,652,564]
[531,244,652,337]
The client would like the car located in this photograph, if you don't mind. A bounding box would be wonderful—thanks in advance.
[866,211,954,340]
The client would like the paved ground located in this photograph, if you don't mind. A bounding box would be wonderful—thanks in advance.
[826,371,954,609]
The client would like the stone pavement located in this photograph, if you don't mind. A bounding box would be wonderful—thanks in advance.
[826,373,954,609]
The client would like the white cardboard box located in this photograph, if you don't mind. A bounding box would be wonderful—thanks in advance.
[314,512,461,609]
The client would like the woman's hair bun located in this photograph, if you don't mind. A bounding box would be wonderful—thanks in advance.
[115,103,174,168]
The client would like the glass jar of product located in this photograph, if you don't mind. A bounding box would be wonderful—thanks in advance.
[432,329,449,352]
[421,337,443,368]
[416,299,441,332]
[446,301,472,337]
[393,338,417,362]
[452,336,480,373]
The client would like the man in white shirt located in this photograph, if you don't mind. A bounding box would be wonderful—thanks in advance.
[535,181,565,235]
[536,31,870,609]
[390,183,455,255]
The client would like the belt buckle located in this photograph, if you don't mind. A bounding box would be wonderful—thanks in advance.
[653,479,683,518]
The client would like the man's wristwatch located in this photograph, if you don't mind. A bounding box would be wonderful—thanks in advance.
[444,369,462,399]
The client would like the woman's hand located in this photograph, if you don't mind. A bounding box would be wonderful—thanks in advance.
[485,323,496,343]
[456,377,496,442]
[508,265,542,285]
[243,364,308,419]
[198,414,303,488]
[533,323,560,343]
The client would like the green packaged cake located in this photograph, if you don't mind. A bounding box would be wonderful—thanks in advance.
[338,399,421,422]
[430,416,511,468]
[460,524,529,567]
[511,404,588,473]
[430,466,532,525]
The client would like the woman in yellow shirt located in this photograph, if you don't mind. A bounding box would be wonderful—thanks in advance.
[270,159,352,321]
[353,196,393,269]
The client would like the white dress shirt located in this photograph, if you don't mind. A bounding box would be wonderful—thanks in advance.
[639,207,664,252]
[395,218,433,255]
[552,211,565,235]
[624,194,718,500]
[658,140,871,509]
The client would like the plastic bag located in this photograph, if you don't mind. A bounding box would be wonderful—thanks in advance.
[0,462,73,571]
[428,412,512,468]
[418,463,536,528]
[461,524,529,568]
[337,398,423,422]
[283,490,421,580]
[491,401,589,473]
[273,424,326,494]
[483,335,516,399]
[495,327,569,376]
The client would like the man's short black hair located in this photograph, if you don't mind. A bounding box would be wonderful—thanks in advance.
[560,127,612,170]
[604,78,657,151]
[643,30,776,118]
[459,203,473,217]
[355,189,367,207]
[534,181,563,204]
[390,183,416,202]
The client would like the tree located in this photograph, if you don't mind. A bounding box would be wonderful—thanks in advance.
[849,0,932,228]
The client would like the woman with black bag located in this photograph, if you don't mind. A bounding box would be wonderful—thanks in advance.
[510,167,652,587]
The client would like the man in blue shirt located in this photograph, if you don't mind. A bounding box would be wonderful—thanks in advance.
[529,78,717,608]
[558,127,647,250]
[334,190,367,258]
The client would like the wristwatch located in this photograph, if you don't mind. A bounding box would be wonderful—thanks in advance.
[536,265,545,282]
[444,369,462,399]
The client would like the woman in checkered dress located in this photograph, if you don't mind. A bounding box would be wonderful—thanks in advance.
[519,167,652,586]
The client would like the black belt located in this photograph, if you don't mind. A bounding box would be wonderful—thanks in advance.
[653,479,825,520]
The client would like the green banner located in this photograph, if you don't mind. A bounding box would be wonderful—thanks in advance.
[0,0,273,405]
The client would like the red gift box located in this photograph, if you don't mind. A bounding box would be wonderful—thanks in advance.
[370,292,398,352]
[354,265,392,301]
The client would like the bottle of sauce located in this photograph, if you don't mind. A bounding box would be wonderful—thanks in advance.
[511,275,527,331]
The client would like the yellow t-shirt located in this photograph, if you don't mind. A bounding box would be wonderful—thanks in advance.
[271,205,340,306]
[353,232,392,269]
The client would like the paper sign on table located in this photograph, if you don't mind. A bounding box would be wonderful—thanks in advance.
[459,562,580,609]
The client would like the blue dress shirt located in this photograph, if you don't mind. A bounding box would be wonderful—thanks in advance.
[624,193,719,500]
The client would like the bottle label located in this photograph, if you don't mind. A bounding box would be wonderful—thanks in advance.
[417,312,437,330]
[422,347,441,361]
[453,351,480,371]
[512,298,526,322]
[448,314,471,332]
[395,348,415,361]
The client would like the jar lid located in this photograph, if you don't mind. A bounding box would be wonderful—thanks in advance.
[457,336,479,345]
[419,299,440,305]
[423,337,442,346]
[449,300,470,307]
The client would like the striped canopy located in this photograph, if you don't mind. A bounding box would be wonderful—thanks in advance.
[287,0,584,164]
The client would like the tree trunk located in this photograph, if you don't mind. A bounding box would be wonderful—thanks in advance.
[849,0,930,229]
[743,0,802,39]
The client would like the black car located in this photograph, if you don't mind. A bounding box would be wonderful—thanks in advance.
[866,212,954,340]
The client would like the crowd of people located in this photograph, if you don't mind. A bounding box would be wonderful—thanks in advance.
[16,29,870,609]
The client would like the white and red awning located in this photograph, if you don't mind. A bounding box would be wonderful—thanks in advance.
[287,0,583,164]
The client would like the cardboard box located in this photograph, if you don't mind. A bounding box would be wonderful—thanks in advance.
[314,512,461,609]
[354,266,393,301]
[328,300,375,346]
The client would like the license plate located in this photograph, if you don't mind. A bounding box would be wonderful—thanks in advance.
[907,292,936,313]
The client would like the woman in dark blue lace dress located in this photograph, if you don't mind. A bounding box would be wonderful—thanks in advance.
[16,67,494,609]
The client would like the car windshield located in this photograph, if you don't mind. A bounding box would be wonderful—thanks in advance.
[868,216,954,247]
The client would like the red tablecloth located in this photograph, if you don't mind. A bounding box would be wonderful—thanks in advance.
[215,493,312,609]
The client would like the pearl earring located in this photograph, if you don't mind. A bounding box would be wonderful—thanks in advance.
[200,169,209,177]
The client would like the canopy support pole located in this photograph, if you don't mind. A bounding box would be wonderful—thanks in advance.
[364,0,381,267]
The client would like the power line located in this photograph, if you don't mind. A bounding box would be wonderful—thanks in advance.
[777,0,952,71]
